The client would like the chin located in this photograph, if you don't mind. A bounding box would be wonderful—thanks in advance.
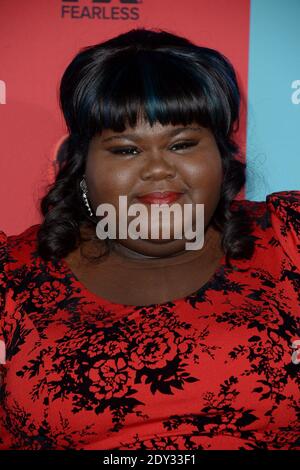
[128,237,186,253]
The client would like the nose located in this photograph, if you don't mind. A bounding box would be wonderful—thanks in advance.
[140,152,176,181]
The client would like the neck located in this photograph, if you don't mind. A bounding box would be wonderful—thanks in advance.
[109,225,220,269]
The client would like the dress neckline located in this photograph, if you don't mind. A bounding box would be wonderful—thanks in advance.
[57,227,229,309]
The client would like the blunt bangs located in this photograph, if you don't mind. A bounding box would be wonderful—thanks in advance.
[59,31,240,143]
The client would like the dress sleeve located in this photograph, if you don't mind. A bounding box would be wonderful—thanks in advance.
[0,230,7,365]
[266,190,300,270]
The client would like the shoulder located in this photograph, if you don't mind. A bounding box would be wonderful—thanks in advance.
[0,226,42,340]
[232,190,300,269]
[5,223,40,248]
[0,224,41,274]
[265,190,300,225]
[265,190,300,269]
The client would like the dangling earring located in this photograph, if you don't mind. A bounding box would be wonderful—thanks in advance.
[80,175,94,217]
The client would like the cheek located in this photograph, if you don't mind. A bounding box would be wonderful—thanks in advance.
[85,157,136,205]
[185,155,223,221]
[187,155,223,195]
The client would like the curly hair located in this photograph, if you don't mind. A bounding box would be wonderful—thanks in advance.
[37,27,256,268]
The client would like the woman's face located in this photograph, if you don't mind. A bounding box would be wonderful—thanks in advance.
[85,118,223,257]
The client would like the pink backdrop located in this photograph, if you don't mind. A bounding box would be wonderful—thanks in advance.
[0,0,250,235]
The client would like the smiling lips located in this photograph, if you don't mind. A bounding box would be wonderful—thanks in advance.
[137,191,184,204]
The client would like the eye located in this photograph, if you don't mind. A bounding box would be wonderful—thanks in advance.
[110,147,140,156]
[170,141,198,151]
[109,140,198,156]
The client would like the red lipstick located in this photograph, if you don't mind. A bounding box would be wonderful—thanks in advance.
[137,191,184,205]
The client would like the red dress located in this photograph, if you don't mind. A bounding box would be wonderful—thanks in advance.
[0,190,299,450]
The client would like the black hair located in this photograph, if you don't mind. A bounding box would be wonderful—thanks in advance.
[37,27,256,267]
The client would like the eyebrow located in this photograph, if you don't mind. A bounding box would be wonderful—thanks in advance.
[101,126,203,143]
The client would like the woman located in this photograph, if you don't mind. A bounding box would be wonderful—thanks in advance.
[0,27,299,450]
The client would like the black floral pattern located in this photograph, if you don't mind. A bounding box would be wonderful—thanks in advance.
[0,190,299,450]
